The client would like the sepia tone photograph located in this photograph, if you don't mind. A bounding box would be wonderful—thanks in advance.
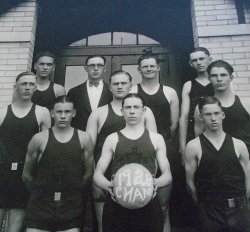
[0,0,250,231]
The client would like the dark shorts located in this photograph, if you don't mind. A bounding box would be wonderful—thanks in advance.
[103,197,163,232]
[0,163,29,209]
[26,193,83,231]
[197,197,250,232]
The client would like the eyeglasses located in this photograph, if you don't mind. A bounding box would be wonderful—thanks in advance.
[87,64,104,69]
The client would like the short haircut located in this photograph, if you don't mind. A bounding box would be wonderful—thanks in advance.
[16,71,36,82]
[207,60,234,76]
[35,51,55,63]
[53,95,75,109]
[109,70,132,83]
[122,93,145,108]
[198,96,223,113]
[138,54,159,66]
[190,47,210,57]
[85,55,106,66]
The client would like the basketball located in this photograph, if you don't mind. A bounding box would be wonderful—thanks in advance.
[112,163,154,209]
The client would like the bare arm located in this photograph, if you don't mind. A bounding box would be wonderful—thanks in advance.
[144,106,157,132]
[234,138,250,200]
[184,140,199,203]
[22,133,45,191]
[94,134,117,192]
[164,87,179,139]
[194,105,205,137]
[153,134,172,188]
[179,81,191,158]
[54,83,66,97]
[86,111,99,146]
[79,131,95,193]
[36,106,51,131]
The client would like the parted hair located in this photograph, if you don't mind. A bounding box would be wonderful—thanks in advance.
[109,70,132,83]
[122,93,145,108]
[207,60,234,76]
[198,96,223,113]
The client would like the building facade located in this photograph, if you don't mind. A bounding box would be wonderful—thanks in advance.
[0,0,249,106]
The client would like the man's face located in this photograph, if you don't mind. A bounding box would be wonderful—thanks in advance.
[138,58,160,80]
[110,74,131,99]
[189,51,211,74]
[51,102,76,128]
[34,56,55,79]
[14,75,37,100]
[200,104,225,132]
[209,67,233,92]
[122,97,145,125]
[85,57,105,80]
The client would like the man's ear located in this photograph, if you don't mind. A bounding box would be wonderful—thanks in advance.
[137,66,141,74]
[34,63,38,71]
[84,65,88,72]
[72,109,76,118]
[230,74,234,80]
[50,110,54,118]
[189,60,194,68]
[208,56,212,63]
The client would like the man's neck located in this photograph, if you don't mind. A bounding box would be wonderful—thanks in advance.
[52,126,74,142]
[12,99,32,108]
[204,128,224,138]
[88,77,102,82]
[123,122,145,139]
[141,78,160,93]
[214,88,235,106]
[111,99,123,115]
[196,72,210,84]
[36,76,50,90]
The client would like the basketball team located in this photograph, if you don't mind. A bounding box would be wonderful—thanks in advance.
[0,47,250,232]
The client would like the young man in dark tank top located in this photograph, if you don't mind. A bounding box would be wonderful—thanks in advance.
[86,71,157,232]
[185,96,250,231]
[23,96,94,232]
[179,47,213,161]
[131,54,179,232]
[208,60,250,153]
[0,71,51,232]
[94,93,172,232]
[32,51,66,110]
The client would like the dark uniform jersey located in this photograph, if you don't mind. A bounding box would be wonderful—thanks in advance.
[0,104,39,208]
[110,129,157,177]
[187,80,214,141]
[32,82,56,110]
[94,103,125,164]
[103,129,163,232]
[33,128,83,194]
[222,96,250,153]
[0,104,39,164]
[26,128,84,230]
[195,134,246,200]
[138,84,171,140]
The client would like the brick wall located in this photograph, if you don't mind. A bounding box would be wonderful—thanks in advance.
[0,0,37,106]
[191,0,250,105]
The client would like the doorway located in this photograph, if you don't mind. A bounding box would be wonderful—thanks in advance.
[54,45,172,93]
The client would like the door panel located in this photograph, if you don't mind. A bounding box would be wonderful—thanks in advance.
[54,45,171,92]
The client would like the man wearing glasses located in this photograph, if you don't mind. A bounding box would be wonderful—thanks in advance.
[67,55,112,131]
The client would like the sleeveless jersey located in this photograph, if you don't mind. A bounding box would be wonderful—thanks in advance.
[222,96,250,152]
[94,103,126,164]
[195,134,246,199]
[32,82,56,110]
[0,104,39,164]
[138,84,171,140]
[188,80,214,122]
[110,129,157,177]
[33,128,83,193]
